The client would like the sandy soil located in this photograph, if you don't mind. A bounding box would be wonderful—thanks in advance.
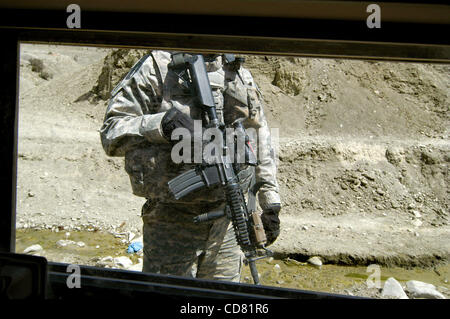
[15,44,449,270]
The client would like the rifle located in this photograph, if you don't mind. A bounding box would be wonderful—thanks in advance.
[166,53,272,285]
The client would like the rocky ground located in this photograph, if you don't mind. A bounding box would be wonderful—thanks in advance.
[15,44,449,298]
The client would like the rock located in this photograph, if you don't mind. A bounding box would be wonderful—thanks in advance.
[100,256,113,263]
[385,148,402,165]
[307,256,322,267]
[382,277,409,299]
[411,210,422,218]
[76,241,85,247]
[412,219,423,227]
[420,150,438,165]
[23,244,43,254]
[128,262,143,272]
[273,264,281,273]
[56,239,76,247]
[405,280,445,299]
[362,172,375,181]
[302,225,309,231]
[113,256,133,269]
[96,256,114,267]
[391,200,401,209]
[269,67,304,96]
[344,289,354,296]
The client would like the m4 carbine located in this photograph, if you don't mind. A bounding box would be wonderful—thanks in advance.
[166,53,272,285]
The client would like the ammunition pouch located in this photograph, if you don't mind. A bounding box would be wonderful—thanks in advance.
[125,145,254,201]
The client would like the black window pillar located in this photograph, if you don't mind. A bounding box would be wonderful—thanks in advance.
[0,31,19,253]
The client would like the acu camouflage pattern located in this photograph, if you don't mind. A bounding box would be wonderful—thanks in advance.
[99,50,280,281]
[141,201,243,282]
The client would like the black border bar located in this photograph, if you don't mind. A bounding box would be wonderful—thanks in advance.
[1,8,449,46]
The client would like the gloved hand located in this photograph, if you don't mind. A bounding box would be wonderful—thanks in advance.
[161,107,197,142]
[161,107,223,164]
[261,203,281,247]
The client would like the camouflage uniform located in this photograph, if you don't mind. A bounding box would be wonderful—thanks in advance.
[100,51,280,282]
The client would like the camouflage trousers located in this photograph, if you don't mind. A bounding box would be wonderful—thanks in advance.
[141,200,244,282]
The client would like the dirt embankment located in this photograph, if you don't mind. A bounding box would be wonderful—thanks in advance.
[240,54,449,267]
[16,45,449,269]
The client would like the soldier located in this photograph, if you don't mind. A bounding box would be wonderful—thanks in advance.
[100,51,281,282]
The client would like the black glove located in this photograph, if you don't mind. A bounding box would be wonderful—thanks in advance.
[161,107,223,164]
[161,107,196,142]
[261,203,281,247]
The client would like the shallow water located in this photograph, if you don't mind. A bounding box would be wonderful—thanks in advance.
[241,257,450,295]
[16,229,449,296]
[15,228,141,264]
